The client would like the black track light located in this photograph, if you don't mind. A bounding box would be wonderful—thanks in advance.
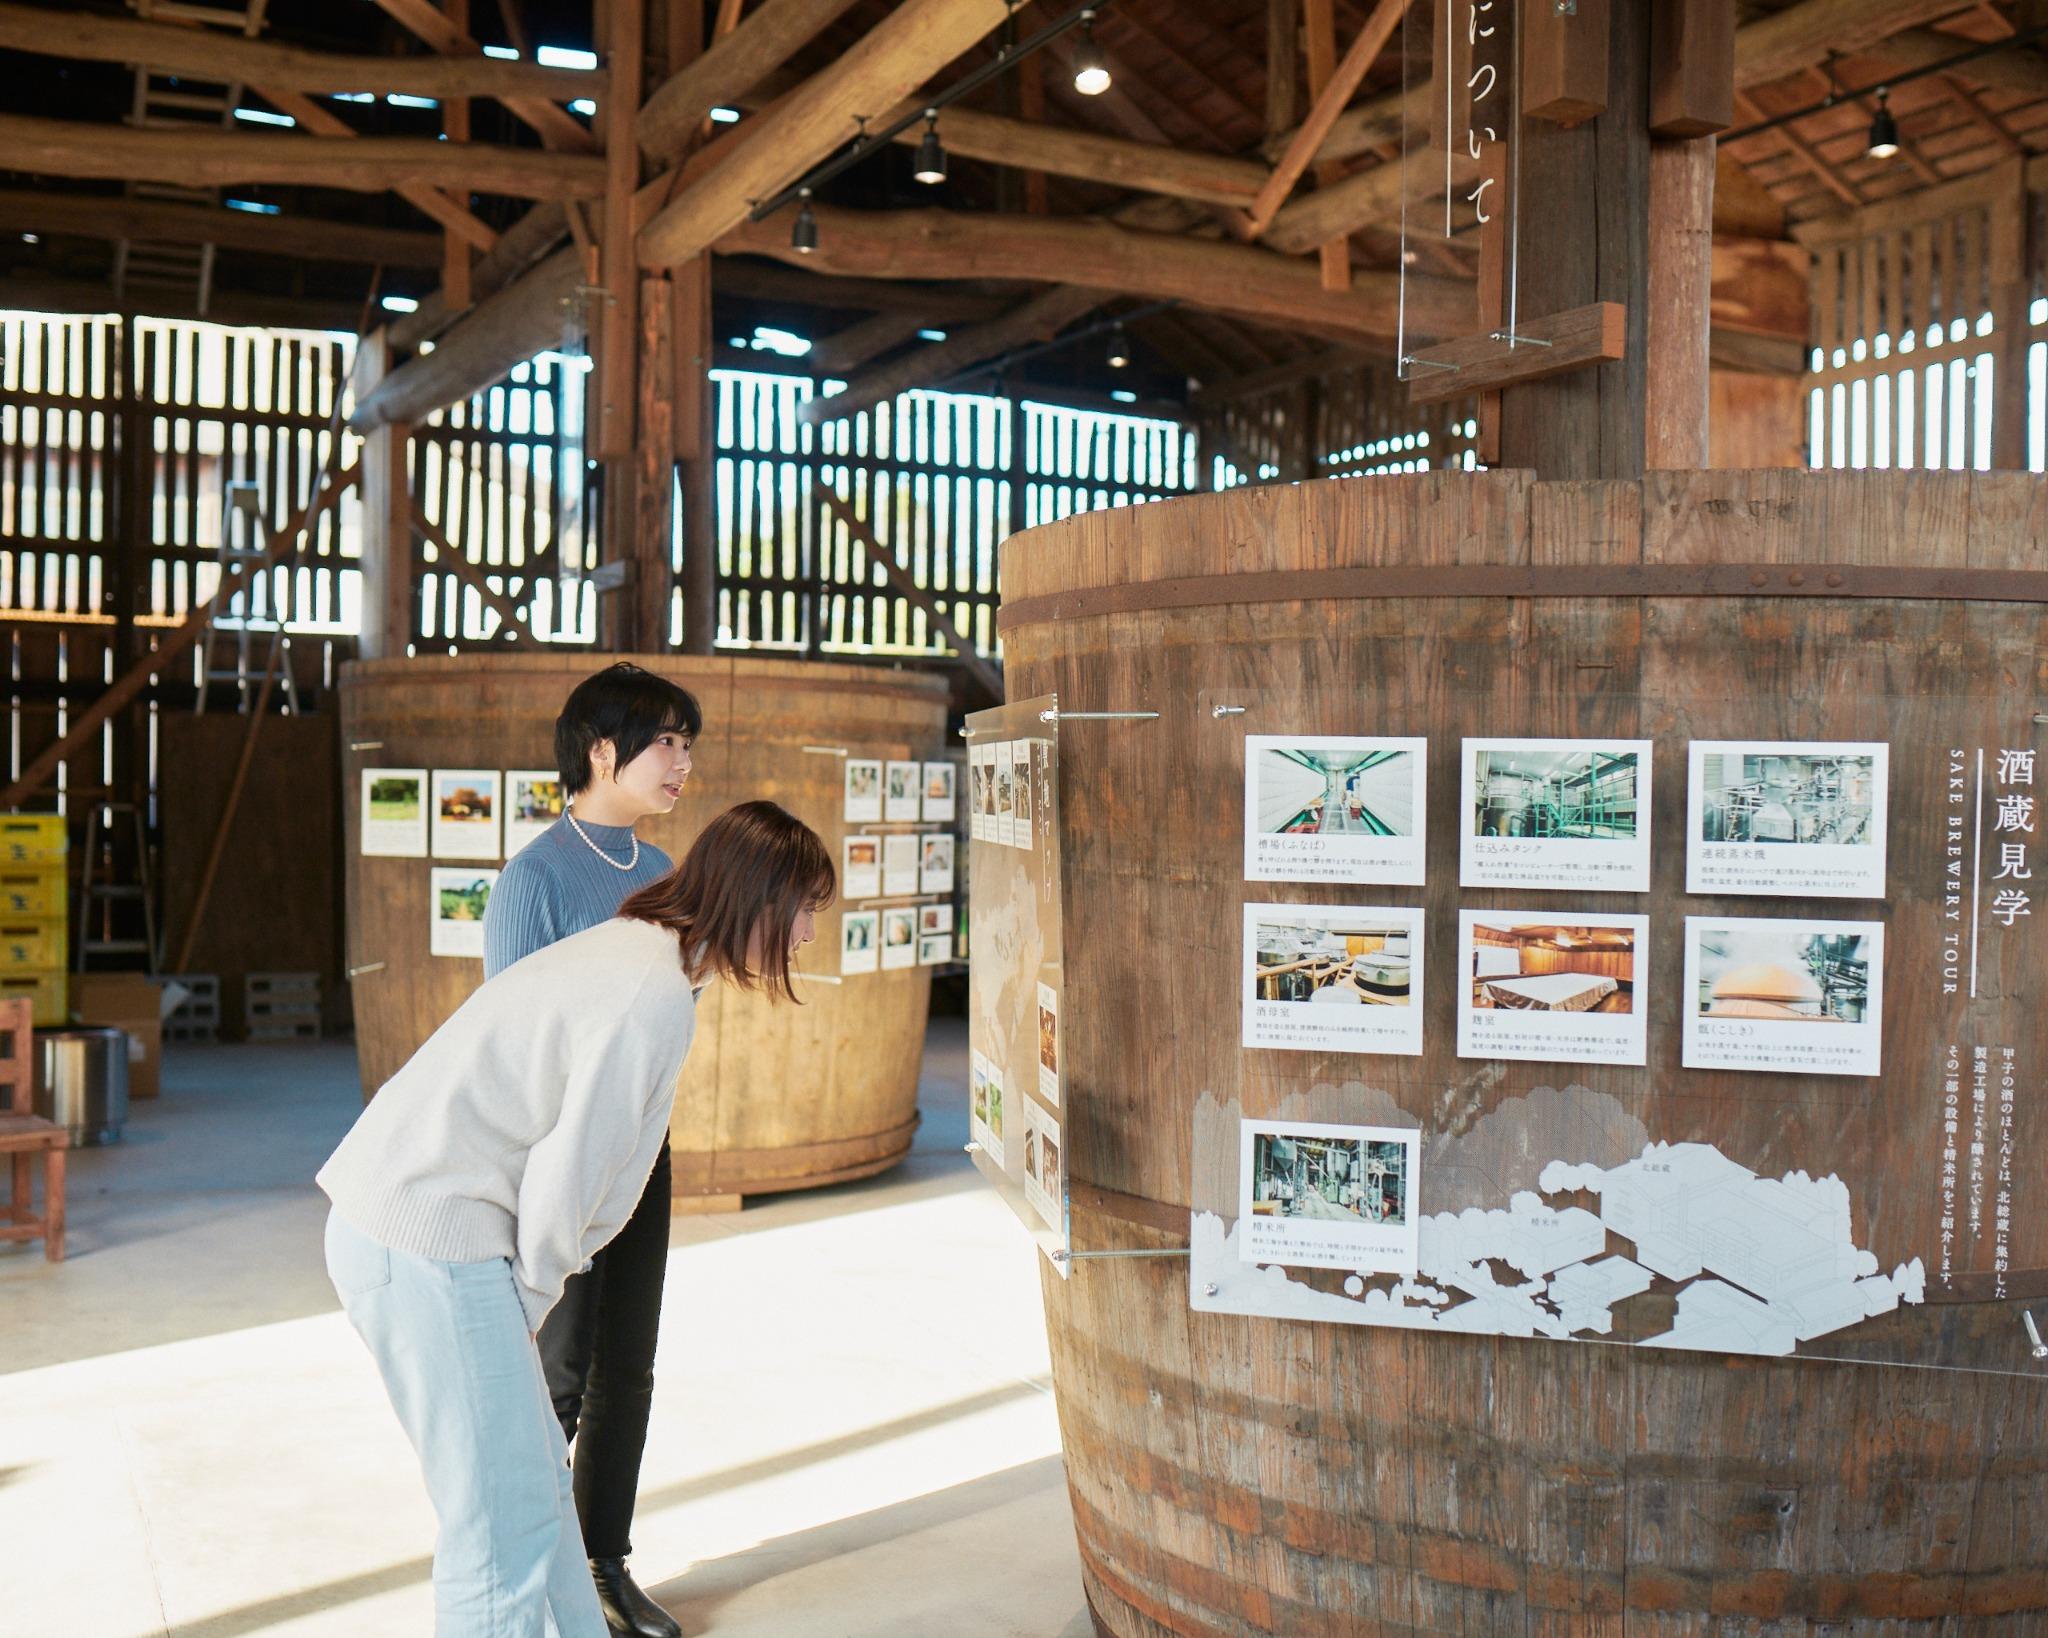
[1105,324,1130,370]
[1866,88,1899,160]
[912,112,947,186]
[792,190,818,254]
[1071,12,1111,96]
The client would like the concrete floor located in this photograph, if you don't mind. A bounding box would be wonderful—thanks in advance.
[0,1018,1090,1637]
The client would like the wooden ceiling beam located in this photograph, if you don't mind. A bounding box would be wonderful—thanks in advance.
[0,112,605,200]
[367,0,595,152]
[388,202,568,345]
[0,187,443,268]
[714,203,1473,343]
[802,285,1106,423]
[1246,0,1408,236]
[807,310,933,374]
[265,89,500,252]
[890,106,1268,208]
[1261,144,1463,255]
[0,2,599,101]
[636,0,866,164]
[720,262,1021,317]
[637,0,1015,269]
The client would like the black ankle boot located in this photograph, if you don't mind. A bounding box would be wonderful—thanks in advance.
[589,1557,682,1638]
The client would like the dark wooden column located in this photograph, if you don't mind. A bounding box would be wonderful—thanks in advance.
[1496,0,1652,478]
[354,331,416,660]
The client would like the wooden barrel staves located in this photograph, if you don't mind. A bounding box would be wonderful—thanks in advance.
[339,654,948,1205]
[997,470,2048,1633]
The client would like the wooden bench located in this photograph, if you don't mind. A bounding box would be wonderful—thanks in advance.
[0,997,65,1261]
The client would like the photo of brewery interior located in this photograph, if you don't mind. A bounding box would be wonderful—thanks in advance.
[1698,750,1879,845]
[1253,745,1416,837]
[1696,928,1872,1022]
[1471,748,1640,839]
[1469,920,1636,1014]
[1254,916,1413,1005]
[1249,1130,1406,1225]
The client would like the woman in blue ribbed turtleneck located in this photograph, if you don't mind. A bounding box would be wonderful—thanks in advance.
[480,661,698,1638]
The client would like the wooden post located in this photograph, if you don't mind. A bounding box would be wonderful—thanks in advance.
[1989,155,2029,472]
[664,0,716,657]
[355,332,416,658]
[628,272,676,652]
[1644,136,1716,469]
[1497,0,1651,480]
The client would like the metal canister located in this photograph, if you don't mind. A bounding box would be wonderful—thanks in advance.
[32,1026,130,1146]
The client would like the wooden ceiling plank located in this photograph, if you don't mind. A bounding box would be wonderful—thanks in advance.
[1734,0,1978,92]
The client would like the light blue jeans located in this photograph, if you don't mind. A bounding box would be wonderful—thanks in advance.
[325,1210,608,1638]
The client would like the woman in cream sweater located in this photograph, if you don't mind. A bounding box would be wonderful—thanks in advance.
[318,800,834,1637]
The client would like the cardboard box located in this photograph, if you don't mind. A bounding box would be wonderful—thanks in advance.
[73,972,167,1100]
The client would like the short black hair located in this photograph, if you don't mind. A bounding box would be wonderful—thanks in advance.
[555,663,703,795]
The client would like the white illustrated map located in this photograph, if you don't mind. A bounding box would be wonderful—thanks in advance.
[1195,1137,1925,1358]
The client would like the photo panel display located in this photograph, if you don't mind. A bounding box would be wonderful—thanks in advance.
[884,760,922,822]
[970,1049,1006,1167]
[995,742,1018,847]
[920,833,955,896]
[1687,741,1889,899]
[360,767,428,858]
[1242,904,1425,1057]
[1238,1119,1420,1277]
[844,758,883,824]
[1013,740,1036,848]
[1243,735,1428,885]
[882,832,921,897]
[1457,910,1649,1066]
[840,909,879,975]
[881,906,918,969]
[1022,1096,1063,1231]
[922,760,957,823]
[1683,916,1884,1078]
[842,835,881,900]
[429,867,498,958]
[503,770,564,858]
[431,769,501,860]
[1460,738,1652,893]
[1038,981,1061,1106]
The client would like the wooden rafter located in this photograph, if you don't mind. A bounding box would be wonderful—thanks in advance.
[1942,72,2026,155]
[713,203,1472,343]
[636,0,1015,269]
[261,90,498,253]
[1245,0,1408,236]
[0,187,442,267]
[0,2,600,100]
[804,286,1104,423]
[1731,88,1862,208]
[368,0,596,152]
[0,112,604,201]
[636,0,866,164]
[1733,0,1979,91]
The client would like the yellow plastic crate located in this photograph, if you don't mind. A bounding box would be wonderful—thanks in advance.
[0,815,66,866]
[0,920,66,971]
[0,968,66,1028]
[0,871,65,919]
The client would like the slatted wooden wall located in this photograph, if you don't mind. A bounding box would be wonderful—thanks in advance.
[1795,159,2032,473]
[1205,358,1479,487]
[709,368,1199,661]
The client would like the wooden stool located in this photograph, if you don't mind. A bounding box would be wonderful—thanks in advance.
[0,997,66,1261]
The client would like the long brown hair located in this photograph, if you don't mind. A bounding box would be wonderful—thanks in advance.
[619,801,835,1000]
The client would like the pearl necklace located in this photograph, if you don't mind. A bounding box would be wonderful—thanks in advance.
[565,803,640,872]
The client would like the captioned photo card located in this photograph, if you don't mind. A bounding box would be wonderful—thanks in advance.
[1682,915,1883,1078]
[1237,1118,1419,1277]
[1686,741,1888,899]
[841,835,881,900]
[844,758,883,824]
[884,760,922,822]
[1460,738,1652,893]
[1243,735,1427,885]
[840,908,879,975]
[1457,910,1649,1066]
[922,760,957,822]
[1241,903,1424,1057]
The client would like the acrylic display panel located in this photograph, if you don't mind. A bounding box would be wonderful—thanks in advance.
[1189,686,2048,1378]
[966,695,1069,1272]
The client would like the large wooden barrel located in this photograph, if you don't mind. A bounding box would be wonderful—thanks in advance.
[998,470,2048,1632]
[339,654,948,1204]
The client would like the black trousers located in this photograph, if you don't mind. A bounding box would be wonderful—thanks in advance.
[539,1140,672,1559]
